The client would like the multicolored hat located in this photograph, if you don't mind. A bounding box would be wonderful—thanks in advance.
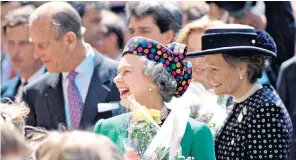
[122,37,192,98]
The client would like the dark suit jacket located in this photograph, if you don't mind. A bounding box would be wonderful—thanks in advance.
[277,56,296,160]
[1,67,47,103]
[22,51,120,130]
[1,76,21,102]
[265,2,295,87]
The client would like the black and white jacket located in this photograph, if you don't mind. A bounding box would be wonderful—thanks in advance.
[215,84,293,160]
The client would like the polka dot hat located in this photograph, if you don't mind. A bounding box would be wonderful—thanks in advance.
[122,37,192,98]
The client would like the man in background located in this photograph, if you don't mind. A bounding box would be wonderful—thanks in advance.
[1,1,21,85]
[70,1,109,52]
[277,56,296,160]
[125,1,183,45]
[1,5,45,103]
[98,10,125,61]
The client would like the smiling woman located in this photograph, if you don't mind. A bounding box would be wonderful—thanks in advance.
[94,37,216,160]
[188,24,292,160]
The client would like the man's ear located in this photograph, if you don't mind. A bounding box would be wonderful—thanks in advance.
[64,31,76,50]
[163,29,175,44]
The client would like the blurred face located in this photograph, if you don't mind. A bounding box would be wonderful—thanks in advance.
[205,54,242,96]
[186,30,207,83]
[1,2,20,51]
[30,19,71,72]
[98,34,109,54]
[6,24,39,74]
[128,15,171,45]
[82,7,106,49]
[114,54,152,106]
[98,33,115,54]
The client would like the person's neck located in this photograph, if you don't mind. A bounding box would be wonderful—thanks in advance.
[21,60,43,81]
[232,81,255,99]
[106,47,121,60]
[145,94,164,111]
[66,41,88,72]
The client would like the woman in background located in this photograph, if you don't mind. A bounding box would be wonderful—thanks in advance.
[174,19,228,134]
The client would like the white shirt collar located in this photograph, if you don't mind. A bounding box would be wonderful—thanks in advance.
[115,55,121,61]
[233,83,263,103]
[62,44,95,80]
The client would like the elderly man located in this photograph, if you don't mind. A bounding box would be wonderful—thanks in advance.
[1,5,45,103]
[22,2,120,130]
[125,1,183,45]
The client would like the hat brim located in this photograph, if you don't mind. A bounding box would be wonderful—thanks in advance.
[187,46,277,58]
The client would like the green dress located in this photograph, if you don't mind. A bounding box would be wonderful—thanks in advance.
[94,113,215,160]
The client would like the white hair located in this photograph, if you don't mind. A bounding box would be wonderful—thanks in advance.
[141,58,177,102]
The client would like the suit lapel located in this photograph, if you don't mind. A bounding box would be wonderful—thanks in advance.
[5,76,21,100]
[80,52,112,127]
[45,73,66,128]
[13,77,22,96]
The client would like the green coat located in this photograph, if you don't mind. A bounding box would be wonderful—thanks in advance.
[94,113,215,160]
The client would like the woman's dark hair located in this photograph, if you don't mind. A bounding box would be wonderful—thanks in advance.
[222,51,266,84]
[221,30,276,84]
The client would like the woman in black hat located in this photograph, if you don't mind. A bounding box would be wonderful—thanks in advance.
[188,24,293,160]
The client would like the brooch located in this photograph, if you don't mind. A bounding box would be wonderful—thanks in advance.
[238,106,247,122]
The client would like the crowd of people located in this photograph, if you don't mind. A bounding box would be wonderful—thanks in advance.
[1,1,296,160]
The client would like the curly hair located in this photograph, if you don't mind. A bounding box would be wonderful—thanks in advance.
[142,59,177,102]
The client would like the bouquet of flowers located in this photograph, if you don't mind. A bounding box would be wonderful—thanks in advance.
[125,105,161,158]
[169,82,228,135]
[123,95,194,160]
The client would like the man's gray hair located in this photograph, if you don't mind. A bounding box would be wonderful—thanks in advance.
[85,1,109,11]
[30,2,83,40]
[51,10,82,39]
[142,59,177,102]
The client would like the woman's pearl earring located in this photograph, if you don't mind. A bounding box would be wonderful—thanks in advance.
[148,87,152,92]
[239,74,243,80]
